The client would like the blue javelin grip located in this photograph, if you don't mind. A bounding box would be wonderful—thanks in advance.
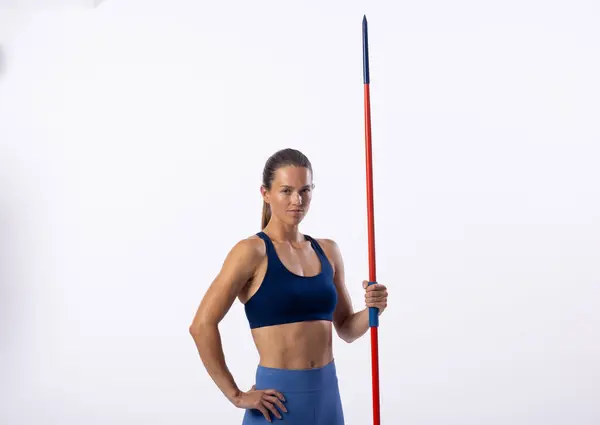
[368,281,379,327]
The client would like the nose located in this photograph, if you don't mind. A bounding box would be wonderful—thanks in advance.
[291,192,303,205]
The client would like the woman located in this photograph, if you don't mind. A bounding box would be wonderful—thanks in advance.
[189,148,388,424]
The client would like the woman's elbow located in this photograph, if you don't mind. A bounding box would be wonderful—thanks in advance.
[189,318,217,337]
[339,332,358,344]
[189,323,200,336]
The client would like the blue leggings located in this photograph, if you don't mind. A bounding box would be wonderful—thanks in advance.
[241,359,345,425]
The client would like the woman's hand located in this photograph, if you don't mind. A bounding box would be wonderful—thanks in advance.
[233,385,287,422]
[362,280,388,315]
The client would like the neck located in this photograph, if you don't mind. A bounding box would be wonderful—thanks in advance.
[263,220,303,243]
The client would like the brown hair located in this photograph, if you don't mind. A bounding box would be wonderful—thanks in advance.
[261,148,313,229]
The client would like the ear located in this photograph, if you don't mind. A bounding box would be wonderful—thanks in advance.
[260,185,270,203]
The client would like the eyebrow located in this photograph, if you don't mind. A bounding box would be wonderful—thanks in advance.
[280,184,312,189]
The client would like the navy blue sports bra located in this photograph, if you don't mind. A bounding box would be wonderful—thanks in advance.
[243,231,338,329]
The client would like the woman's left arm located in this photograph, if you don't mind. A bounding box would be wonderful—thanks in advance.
[320,239,388,343]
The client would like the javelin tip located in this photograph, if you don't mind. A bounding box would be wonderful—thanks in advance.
[362,15,370,84]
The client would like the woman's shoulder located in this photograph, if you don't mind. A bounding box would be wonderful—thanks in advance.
[216,234,268,277]
[226,233,267,260]
[311,236,342,263]
[311,236,339,250]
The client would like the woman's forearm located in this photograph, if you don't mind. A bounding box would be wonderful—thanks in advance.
[189,323,241,404]
[338,308,372,343]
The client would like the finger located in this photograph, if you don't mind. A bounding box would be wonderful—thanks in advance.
[261,399,281,420]
[365,289,386,296]
[367,284,386,291]
[366,289,388,296]
[365,295,387,303]
[257,405,271,422]
[366,299,387,307]
[264,394,287,413]
[363,280,375,288]
[264,389,286,402]
[366,297,387,305]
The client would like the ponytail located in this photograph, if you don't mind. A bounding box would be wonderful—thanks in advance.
[261,201,271,229]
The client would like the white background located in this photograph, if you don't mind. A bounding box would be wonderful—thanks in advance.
[1,1,599,424]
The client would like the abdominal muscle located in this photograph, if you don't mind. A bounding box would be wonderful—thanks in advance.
[250,320,334,369]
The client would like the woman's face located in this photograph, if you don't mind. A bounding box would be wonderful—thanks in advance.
[262,166,314,226]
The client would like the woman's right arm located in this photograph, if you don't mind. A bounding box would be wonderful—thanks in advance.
[188,238,261,405]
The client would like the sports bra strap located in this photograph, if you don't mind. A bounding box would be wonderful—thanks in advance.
[256,231,277,256]
[304,234,325,256]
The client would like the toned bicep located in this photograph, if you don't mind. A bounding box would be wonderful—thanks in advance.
[189,240,261,331]
[322,239,354,331]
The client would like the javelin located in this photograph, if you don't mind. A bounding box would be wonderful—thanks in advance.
[362,14,381,425]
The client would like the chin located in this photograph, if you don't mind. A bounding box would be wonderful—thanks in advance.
[287,216,305,225]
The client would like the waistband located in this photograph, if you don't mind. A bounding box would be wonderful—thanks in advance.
[254,359,338,392]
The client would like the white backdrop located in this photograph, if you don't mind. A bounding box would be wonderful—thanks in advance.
[1,1,599,424]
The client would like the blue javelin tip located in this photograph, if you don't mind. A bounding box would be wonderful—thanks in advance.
[362,15,370,84]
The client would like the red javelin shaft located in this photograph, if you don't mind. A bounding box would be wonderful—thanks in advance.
[362,14,380,425]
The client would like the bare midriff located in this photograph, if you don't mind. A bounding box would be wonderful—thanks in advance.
[250,320,334,369]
